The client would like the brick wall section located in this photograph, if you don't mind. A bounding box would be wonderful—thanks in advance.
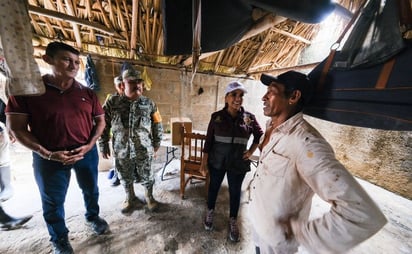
[93,60,267,132]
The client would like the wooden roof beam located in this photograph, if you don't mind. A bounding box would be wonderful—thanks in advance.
[270,27,311,45]
[108,0,116,27]
[29,13,43,34]
[246,30,271,73]
[33,21,124,41]
[183,14,286,67]
[115,0,127,31]
[130,0,139,58]
[93,0,114,30]
[248,62,320,75]
[40,15,57,38]
[213,51,223,72]
[151,0,161,54]
[84,0,93,19]
[28,5,118,36]
[40,0,65,39]
[64,0,82,48]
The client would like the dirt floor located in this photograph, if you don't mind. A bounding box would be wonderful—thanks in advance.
[1,142,411,254]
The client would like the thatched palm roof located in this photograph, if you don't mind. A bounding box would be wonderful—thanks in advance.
[25,0,407,78]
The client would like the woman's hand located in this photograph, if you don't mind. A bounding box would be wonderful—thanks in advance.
[199,162,208,177]
[243,150,252,160]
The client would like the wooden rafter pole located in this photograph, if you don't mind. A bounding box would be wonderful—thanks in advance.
[247,62,320,75]
[115,0,126,31]
[94,0,113,30]
[152,0,160,53]
[183,14,285,67]
[155,9,164,54]
[108,0,115,28]
[270,27,311,44]
[84,0,92,19]
[130,0,139,58]
[213,51,223,72]
[28,5,117,36]
[64,0,82,48]
[39,15,56,38]
[29,13,42,35]
[119,0,130,49]
[39,0,62,39]
[144,0,151,52]
[192,0,201,73]
[122,0,131,28]
[245,30,271,73]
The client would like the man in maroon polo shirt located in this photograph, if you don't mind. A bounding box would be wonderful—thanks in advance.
[6,42,108,254]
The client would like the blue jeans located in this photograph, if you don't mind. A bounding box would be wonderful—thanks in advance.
[33,145,100,242]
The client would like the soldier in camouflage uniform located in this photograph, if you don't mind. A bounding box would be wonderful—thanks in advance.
[99,68,163,213]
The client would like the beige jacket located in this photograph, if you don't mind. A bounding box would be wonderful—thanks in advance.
[248,112,387,254]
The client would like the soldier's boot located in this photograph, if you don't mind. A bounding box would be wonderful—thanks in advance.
[0,206,32,230]
[144,185,159,212]
[0,167,13,202]
[121,184,142,214]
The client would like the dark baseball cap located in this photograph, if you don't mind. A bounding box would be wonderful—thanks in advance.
[260,71,313,105]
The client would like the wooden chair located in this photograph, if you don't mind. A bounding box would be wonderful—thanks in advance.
[180,125,209,199]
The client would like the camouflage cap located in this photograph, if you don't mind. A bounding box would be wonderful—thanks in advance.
[122,69,142,81]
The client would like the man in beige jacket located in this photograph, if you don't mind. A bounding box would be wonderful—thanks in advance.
[248,71,387,254]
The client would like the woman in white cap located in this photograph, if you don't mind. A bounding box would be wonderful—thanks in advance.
[200,81,263,242]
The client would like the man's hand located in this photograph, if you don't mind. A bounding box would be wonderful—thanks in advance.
[154,146,160,159]
[49,150,84,165]
[50,144,95,165]
[101,144,111,159]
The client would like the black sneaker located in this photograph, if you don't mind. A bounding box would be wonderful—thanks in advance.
[86,216,109,235]
[0,215,32,230]
[52,237,74,254]
[228,217,240,242]
[203,209,213,231]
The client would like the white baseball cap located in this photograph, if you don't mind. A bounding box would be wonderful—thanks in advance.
[224,81,247,95]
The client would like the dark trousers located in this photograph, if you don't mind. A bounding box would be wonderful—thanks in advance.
[33,145,100,242]
[206,167,246,218]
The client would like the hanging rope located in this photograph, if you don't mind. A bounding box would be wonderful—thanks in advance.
[191,0,201,84]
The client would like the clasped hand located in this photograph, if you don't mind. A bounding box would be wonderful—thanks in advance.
[51,145,90,165]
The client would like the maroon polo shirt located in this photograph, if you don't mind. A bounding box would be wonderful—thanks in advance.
[6,79,104,151]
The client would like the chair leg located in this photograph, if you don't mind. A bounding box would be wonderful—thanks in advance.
[180,171,185,199]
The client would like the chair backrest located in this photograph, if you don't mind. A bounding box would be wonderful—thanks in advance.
[179,125,209,199]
